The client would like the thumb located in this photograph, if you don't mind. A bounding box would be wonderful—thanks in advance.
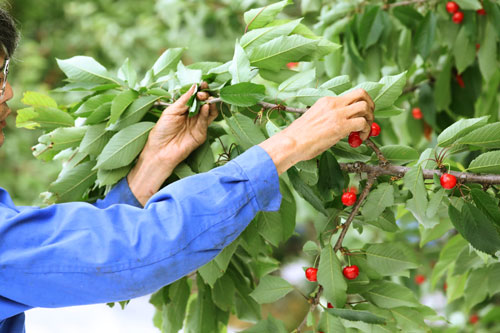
[173,84,197,107]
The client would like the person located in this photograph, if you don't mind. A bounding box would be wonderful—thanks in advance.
[0,7,374,333]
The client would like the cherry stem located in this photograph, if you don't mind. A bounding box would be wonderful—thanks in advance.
[365,139,388,166]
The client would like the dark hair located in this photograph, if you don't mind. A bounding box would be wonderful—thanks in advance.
[0,7,19,57]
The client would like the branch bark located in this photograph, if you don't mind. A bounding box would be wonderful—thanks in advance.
[339,162,500,185]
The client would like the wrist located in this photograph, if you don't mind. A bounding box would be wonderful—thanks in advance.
[258,130,302,176]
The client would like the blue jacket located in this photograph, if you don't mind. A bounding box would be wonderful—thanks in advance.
[0,146,281,332]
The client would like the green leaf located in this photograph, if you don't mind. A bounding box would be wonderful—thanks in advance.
[426,188,446,218]
[292,88,336,105]
[39,127,87,152]
[96,122,154,170]
[361,183,394,221]
[84,102,111,125]
[391,307,428,332]
[21,91,57,108]
[80,123,114,157]
[242,316,288,333]
[325,308,386,325]
[455,0,482,10]
[57,56,117,84]
[108,89,139,125]
[437,116,489,147]
[471,189,500,227]
[343,82,384,100]
[162,277,191,333]
[468,151,500,174]
[320,75,351,94]
[249,35,318,71]
[365,243,418,276]
[152,48,184,77]
[229,42,253,85]
[16,106,74,130]
[256,211,283,247]
[48,161,97,203]
[364,281,420,309]
[449,202,500,255]
[374,72,407,110]
[464,268,490,311]
[278,68,315,92]
[358,6,384,49]
[397,28,412,70]
[295,159,318,186]
[220,83,266,107]
[212,274,235,312]
[375,106,404,118]
[249,275,293,304]
[107,95,159,131]
[241,19,302,51]
[288,166,328,216]
[434,55,453,110]
[478,21,498,82]
[365,208,399,233]
[431,234,468,288]
[457,122,500,148]
[243,0,293,30]
[318,246,347,308]
[117,58,137,88]
[224,112,267,150]
[303,241,320,256]
[186,140,214,173]
[318,151,344,198]
[177,62,202,87]
[453,247,482,275]
[74,94,116,117]
[378,145,418,165]
[319,311,346,333]
[185,275,218,333]
[97,166,131,187]
[392,6,423,30]
[453,26,476,73]
[414,12,437,60]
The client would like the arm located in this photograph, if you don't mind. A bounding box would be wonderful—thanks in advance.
[0,145,280,309]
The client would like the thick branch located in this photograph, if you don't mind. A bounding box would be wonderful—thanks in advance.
[339,162,500,185]
[334,176,375,252]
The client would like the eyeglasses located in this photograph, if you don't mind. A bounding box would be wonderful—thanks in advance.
[0,58,10,100]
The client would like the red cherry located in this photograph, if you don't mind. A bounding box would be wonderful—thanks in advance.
[349,186,357,194]
[476,43,481,51]
[341,191,357,206]
[469,314,479,324]
[286,62,299,69]
[348,132,363,148]
[415,274,426,285]
[443,282,448,291]
[370,122,381,137]
[446,1,459,14]
[452,11,464,24]
[327,302,334,308]
[412,107,423,120]
[440,173,457,189]
[477,8,486,15]
[305,267,318,282]
[343,265,359,280]
[456,74,465,88]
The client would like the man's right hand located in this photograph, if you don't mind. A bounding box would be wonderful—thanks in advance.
[259,89,375,175]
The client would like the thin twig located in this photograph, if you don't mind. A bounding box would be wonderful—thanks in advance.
[365,139,388,166]
[155,98,308,114]
[334,175,376,252]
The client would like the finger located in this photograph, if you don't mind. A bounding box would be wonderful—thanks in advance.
[207,99,218,124]
[197,91,210,101]
[342,88,375,110]
[173,84,197,107]
[345,101,374,124]
[195,105,210,132]
[348,117,370,140]
[200,103,210,118]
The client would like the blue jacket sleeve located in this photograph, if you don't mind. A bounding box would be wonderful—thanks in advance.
[0,146,281,310]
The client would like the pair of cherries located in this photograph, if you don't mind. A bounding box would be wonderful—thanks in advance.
[305,265,359,282]
[348,122,380,148]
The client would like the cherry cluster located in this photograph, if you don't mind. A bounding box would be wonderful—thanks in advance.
[305,265,360,282]
[446,1,486,24]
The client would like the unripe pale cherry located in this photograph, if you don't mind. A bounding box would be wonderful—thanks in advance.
[305,267,318,282]
[343,265,359,280]
[348,132,363,148]
[440,173,457,189]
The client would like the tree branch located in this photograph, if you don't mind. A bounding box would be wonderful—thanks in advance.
[334,176,375,252]
[339,162,500,185]
[365,139,388,165]
[155,98,308,114]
